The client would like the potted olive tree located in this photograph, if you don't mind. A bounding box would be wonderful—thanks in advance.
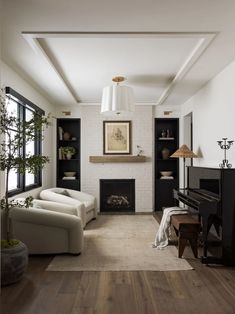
[0,89,50,286]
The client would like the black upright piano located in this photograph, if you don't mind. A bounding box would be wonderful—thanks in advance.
[173,166,235,266]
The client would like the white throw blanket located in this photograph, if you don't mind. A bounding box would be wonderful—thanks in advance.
[153,206,188,249]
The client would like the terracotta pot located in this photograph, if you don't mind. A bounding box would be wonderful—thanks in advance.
[1,241,28,286]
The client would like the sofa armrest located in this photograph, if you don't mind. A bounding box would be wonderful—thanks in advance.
[66,189,96,203]
[10,207,84,254]
[33,199,78,216]
[10,207,81,229]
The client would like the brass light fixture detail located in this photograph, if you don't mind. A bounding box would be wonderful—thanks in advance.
[112,76,126,83]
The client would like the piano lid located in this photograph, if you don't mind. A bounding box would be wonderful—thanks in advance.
[188,166,221,197]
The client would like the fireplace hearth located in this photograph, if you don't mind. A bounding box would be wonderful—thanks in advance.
[100,179,135,212]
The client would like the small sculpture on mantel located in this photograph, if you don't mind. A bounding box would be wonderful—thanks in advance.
[136,145,143,156]
[217,138,234,168]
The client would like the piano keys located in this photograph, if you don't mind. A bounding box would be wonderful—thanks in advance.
[173,166,235,266]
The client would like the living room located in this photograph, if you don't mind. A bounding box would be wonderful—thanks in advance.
[1,1,235,313]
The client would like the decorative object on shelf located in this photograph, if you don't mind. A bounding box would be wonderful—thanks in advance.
[160,170,174,179]
[161,147,170,160]
[170,144,197,189]
[63,132,71,140]
[64,171,76,177]
[101,76,134,115]
[103,121,131,155]
[217,138,234,168]
[159,129,174,140]
[62,146,76,160]
[160,171,173,177]
[136,145,143,156]
[161,129,167,138]
[58,127,63,140]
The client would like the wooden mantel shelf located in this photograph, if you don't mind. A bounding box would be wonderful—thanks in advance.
[89,155,147,163]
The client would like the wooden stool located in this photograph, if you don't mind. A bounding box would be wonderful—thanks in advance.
[171,214,200,258]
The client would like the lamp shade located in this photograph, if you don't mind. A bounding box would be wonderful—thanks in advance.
[170,144,198,158]
[101,85,134,115]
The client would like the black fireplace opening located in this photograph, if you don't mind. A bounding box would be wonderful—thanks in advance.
[100,179,135,212]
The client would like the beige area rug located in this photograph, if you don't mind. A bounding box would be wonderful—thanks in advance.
[47,215,193,271]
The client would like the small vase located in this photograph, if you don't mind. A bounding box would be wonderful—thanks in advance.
[162,147,170,160]
[66,153,72,160]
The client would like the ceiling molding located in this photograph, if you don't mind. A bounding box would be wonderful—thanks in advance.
[22,31,216,105]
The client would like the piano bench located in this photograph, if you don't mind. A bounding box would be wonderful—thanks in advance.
[171,214,201,258]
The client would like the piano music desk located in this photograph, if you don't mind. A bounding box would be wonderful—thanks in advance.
[171,214,201,258]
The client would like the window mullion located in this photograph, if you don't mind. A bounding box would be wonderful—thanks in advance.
[22,105,26,191]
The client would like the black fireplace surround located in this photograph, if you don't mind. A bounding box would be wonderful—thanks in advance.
[100,179,135,212]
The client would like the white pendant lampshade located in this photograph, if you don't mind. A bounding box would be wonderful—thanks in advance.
[101,76,134,115]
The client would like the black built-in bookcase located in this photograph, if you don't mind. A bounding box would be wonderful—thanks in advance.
[155,118,179,210]
[56,118,81,190]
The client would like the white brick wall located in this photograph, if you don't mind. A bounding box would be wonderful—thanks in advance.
[81,105,154,212]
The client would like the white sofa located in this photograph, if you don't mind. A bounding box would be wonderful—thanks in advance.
[40,188,97,228]
[10,200,84,255]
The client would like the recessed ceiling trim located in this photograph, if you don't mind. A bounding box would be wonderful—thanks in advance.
[157,36,215,105]
[22,35,79,103]
[22,31,216,38]
[22,31,217,105]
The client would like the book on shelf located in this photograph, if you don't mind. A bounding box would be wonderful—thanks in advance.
[59,147,66,160]
[158,137,175,140]
[62,176,76,180]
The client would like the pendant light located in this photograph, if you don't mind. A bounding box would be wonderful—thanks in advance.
[101,76,134,115]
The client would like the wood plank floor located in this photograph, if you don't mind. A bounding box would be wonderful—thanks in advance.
[1,215,235,314]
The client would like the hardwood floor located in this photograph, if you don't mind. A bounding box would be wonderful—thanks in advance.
[1,215,235,314]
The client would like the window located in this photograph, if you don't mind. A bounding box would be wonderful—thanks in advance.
[5,87,45,196]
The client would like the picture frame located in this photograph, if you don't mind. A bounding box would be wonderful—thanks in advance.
[103,121,131,155]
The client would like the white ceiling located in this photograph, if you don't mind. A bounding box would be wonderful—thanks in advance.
[2,1,235,108]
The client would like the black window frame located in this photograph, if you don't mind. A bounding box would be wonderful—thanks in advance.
[5,87,45,197]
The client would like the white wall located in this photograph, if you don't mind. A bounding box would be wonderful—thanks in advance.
[0,61,55,198]
[82,106,154,212]
[181,59,235,168]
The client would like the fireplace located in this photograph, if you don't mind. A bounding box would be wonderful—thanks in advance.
[100,179,135,212]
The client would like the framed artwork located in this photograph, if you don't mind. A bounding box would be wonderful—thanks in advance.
[103,121,131,155]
